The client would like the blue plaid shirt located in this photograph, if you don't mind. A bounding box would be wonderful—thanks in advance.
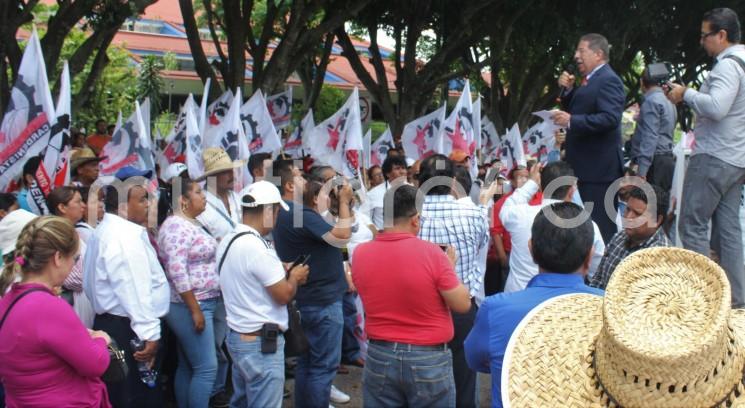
[418,194,490,297]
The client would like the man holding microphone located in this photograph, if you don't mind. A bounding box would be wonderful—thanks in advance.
[551,33,626,244]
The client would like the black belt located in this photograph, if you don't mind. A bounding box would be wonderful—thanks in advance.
[369,339,448,351]
[654,152,674,157]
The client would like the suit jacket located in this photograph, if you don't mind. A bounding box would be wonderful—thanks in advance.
[561,64,626,183]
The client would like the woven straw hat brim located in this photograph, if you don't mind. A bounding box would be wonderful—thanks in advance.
[503,294,745,408]
[196,160,244,181]
[71,156,104,171]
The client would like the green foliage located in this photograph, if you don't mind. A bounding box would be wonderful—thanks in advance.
[313,85,346,123]
[368,121,388,140]
[136,55,164,119]
[154,111,177,139]
[162,52,179,71]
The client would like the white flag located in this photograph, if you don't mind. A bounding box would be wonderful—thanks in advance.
[481,116,500,164]
[266,87,293,129]
[309,87,363,177]
[208,88,250,164]
[438,80,476,156]
[162,94,197,165]
[185,104,205,180]
[99,101,155,177]
[362,129,372,169]
[198,78,211,135]
[522,121,555,163]
[401,104,446,161]
[499,124,526,175]
[473,98,482,152]
[285,109,313,159]
[0,27,56,192]
[371,126,394,167]
[241,90,281,155]
[38,60,72,196]
[140,97,151,142]
[204,89,234,146]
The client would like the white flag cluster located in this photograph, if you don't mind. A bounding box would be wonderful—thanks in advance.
[307,87,363,177]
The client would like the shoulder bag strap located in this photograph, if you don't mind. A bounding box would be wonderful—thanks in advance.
[217,230,270,274]
[0,287,50,331]
[207,201,236,228]
[724,54,745,75]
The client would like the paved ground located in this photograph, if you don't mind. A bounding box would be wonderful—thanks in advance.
[282,366,492,407]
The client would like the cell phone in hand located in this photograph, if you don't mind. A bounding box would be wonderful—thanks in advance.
[290,254,310,270]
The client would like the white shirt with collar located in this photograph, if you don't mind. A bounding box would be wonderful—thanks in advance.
[197,190,241,241]
[499,180,605,292]
[585,63,606,81]
[363,180,388,230]
[83,213,170,341]
[217,224,288,333]
[456,195,490,306]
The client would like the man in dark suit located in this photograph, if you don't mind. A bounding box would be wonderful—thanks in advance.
[551,33,626,244]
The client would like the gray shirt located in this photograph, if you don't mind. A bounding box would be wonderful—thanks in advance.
[684,44,745,168]
[630,88,676,176]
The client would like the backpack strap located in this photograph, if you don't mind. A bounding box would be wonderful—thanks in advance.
[724,54,745,74]
[217,230,269,274]
[0,287,50,331]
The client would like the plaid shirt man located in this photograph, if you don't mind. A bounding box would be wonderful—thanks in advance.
[588,227,671,289]
[419,194,490,297]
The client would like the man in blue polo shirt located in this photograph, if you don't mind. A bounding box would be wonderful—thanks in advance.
[464,202,604,407]
[271,159,353,408]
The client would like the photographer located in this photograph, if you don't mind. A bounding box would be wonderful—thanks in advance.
[629,65,677,192]
[667,8,745,308]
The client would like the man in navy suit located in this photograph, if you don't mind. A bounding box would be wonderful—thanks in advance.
[551,33,626,244]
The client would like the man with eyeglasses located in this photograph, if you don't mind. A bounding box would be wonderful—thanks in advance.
[550,33,626,245]
[667,8,745,308]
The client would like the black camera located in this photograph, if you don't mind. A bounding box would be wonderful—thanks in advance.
[643,62,672,88]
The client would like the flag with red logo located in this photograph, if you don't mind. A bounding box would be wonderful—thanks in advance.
[241,90,281,155]
[499,124,526,176]
[36,60,72,202]
[162,94,197,166]
[0,27,56,194]
[438,80,477,156]
[204,89,234,146]
[401,104,446,161]
[370,127,394,167]
[309,87,363,177]
[481,116,500,164]
[99,100,155,177]
[266,87,292,129]
[286,109,313,159]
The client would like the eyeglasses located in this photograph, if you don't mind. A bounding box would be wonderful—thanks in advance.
[700,31,720,39]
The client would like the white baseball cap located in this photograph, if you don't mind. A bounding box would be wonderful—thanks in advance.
[0,209,38,256]
[163,162,188,182]
[238,181,289,211]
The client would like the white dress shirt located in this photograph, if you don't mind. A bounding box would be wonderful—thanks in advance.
[500,180,605,292]
[217,224,288,333]
[83,213,170,341]
[197,190,241,240]
[362,181,388,230]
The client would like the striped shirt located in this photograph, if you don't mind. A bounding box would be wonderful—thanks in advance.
[418,194,489,297]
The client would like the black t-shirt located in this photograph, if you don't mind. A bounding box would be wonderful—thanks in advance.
[273,201,347,306]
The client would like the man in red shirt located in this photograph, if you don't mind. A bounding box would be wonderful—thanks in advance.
[352,184,471,407]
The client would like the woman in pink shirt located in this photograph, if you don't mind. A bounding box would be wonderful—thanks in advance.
[0,216,111,407]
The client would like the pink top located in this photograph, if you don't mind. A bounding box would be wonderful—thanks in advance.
[0,283,111,408]
[158,215,220,302]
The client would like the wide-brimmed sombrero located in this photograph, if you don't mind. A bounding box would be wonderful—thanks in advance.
[197,147,244,181]
[502,247,745,408]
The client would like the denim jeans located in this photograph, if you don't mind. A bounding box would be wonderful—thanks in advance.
[226,330,285,408]
[341,292,361,362]
[212,298,229,395]
[294,301,343,408]
[363,342,455,408]
[164,298,227,408]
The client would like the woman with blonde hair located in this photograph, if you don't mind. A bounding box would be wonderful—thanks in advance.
[0,216,112,407]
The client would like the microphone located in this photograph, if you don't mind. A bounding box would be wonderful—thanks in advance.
[557,63,578,100]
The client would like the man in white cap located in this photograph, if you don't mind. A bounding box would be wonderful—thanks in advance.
[197,147,243,241]
[217,181,309,407]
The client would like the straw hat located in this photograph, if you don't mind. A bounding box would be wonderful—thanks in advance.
[198,147,243,180]
[502,247,745,408]
[70,147,105,172]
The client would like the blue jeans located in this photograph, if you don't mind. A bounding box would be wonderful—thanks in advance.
[226,330,285,408]
[363,342,455,408]
[165,298,227,408]
[341,292,361,362]
[294,301,343,408]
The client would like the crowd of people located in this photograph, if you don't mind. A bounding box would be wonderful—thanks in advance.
[1,6,745,408]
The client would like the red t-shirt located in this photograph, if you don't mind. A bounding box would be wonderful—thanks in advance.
[352,232,459,345]
[490,191,543,253]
